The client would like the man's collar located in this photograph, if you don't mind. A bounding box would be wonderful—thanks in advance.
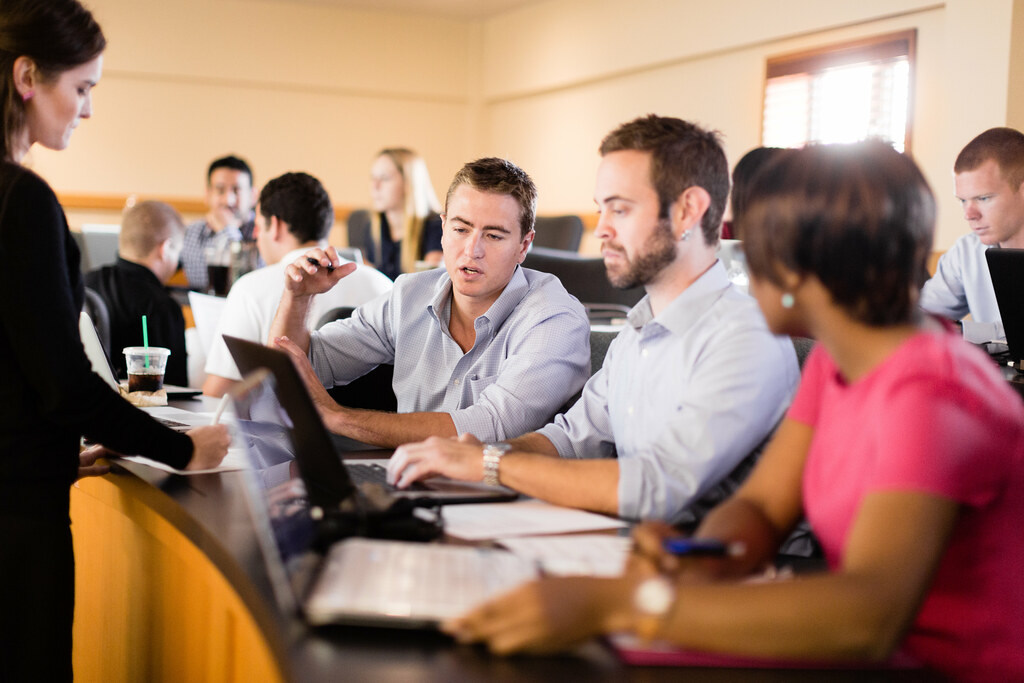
[427,265,528,332]
[626,260,732,335]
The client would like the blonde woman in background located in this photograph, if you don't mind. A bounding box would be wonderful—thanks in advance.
[367,147,443,280]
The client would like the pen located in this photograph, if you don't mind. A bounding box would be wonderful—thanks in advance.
[662,538,745,557]
[210,394,231,426]
[306,256,335,272]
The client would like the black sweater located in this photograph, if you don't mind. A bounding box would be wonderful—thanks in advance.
[0,162,192,519]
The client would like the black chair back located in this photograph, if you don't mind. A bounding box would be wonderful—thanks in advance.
[532,215,584,252]
[523,247,644,317]
[83,286,112,358]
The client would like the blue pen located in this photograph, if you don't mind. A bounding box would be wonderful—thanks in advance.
[662,538,742,557]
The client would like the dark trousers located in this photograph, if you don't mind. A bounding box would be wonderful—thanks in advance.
[0,514,74,682]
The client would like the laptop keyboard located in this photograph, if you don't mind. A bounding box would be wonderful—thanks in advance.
[305,538,538,624]
[347,462,429,492]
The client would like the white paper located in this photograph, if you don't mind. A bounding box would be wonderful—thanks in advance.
[121,447,249,474]
[498,534,631,577]
[441,499,626,541]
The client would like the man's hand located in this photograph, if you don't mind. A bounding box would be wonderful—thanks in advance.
[77,444,112,480]
[283,246,357,298]
[185,424,231,471]
[272,335,346,424]
[387,433,486,488]
[206,206,243,234]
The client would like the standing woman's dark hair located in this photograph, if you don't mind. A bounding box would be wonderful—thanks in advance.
[0,0,106,160]
[0,2,228,680]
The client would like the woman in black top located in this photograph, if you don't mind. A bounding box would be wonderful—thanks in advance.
[367,147,443,280]
[0,3,229,679]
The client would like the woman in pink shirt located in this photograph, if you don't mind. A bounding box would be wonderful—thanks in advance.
[444,141,1024,682]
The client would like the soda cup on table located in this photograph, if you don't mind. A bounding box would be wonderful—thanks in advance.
[122,347,170,404]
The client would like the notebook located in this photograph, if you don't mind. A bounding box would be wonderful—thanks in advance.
[985,248,1024,366]
[231,368,538,627]
[222,334,518,505]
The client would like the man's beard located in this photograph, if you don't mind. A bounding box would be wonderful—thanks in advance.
[605,218,678,289]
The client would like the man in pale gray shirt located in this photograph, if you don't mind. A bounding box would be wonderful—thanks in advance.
[270,157,590,449]
[388,116,799,525]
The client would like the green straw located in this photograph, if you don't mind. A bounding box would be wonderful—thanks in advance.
[142,315,150,368]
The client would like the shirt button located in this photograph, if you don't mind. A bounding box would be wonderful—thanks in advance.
[627,406,634,415]
[641,348,649,358]
[454,379,461,386]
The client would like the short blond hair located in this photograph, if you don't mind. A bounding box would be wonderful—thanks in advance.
[118,201,184,260]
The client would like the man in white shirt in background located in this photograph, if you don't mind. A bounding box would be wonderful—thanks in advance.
[920,127,1024,342]
[388,115,800,526]
[202,171,392,397]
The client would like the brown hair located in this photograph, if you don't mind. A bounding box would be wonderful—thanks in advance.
[0,0,105,160]
[444,157,537,239]
[600,114,729,245]
[954,127,1024,190]
[743,141,935,326]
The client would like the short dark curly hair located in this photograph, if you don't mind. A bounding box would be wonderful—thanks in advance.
[743,141,935,327]
[600,115,729,245]
[258,172,333,243]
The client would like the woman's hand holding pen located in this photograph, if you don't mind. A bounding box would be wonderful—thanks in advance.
[628,521,745,581]
[185,425,231,471]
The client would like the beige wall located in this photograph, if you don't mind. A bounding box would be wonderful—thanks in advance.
[27,0,479,227]
[23,0,1024,252]
[478,0,1020,251]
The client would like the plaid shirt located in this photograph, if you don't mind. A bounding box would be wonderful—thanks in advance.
[180,216,256,291]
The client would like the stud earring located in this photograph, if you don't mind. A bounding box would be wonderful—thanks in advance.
[22,90,33,102]
[680,230,691,242]
[781,293,795,309]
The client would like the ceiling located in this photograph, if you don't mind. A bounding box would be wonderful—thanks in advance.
[254,0,540,19]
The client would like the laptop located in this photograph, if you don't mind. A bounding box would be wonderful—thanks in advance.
[222,334,518,505]
[985,248,1024,367]
[79,311,194,431]
[231,368,538,627]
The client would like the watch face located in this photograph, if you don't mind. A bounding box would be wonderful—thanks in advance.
[634,576,675,616]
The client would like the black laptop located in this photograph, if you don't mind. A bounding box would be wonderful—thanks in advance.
[222,334,518,506]
[985,248,1024,367]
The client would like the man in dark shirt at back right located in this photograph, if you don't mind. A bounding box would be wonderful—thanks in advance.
[85,200,188,386]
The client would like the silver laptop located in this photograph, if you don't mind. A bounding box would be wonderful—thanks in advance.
[231,369,538,628]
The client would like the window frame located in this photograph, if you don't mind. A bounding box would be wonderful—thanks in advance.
[761,29,917,154]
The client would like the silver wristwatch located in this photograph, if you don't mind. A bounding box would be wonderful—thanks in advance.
[481,442,511,487]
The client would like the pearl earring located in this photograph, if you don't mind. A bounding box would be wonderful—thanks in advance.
[781,293,795,309]
[680,230,691,242]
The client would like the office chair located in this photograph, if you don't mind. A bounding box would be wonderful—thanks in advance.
[522,247,644,323]
[346,209,372,255]
[82,287,112,358]
[532,215,584,252]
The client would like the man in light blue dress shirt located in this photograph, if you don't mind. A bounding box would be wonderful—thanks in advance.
[269,158,590,449]
[388,116,800,525]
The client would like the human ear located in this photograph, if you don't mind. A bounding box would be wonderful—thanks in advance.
[671,186,711,237]
[12,56,38,100]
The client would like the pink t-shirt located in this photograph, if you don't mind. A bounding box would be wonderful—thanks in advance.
[789,331,1024,682]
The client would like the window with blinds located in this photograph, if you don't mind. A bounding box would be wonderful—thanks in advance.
[762,30,915,153]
